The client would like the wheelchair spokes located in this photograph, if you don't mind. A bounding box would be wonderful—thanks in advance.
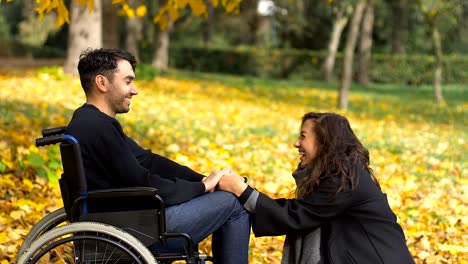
[17,222,157,264]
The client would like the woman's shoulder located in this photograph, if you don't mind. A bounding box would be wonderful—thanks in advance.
[355,166,379,186]
[318,166,379,194]
[353,166,385,201]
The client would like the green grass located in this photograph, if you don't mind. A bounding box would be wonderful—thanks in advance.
[163,68,467,129]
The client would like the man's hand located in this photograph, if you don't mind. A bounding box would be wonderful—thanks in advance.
[218,171,248,197]
[202,168,231,192]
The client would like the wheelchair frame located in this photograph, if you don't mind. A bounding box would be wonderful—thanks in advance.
[17,126,212,264]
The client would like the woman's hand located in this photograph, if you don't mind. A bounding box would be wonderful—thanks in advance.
[218,171,248,197]
[202,168,231,192]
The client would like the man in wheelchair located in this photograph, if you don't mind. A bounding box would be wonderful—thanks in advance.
[65,48,250,263]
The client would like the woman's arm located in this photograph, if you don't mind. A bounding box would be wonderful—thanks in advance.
[255,175,354,236]
[220,172,353,237]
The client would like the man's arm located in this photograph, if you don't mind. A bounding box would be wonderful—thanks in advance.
[91,126,207,205]
[127,136,205,182]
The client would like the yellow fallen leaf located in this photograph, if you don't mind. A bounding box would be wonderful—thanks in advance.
[173,153,187,163]
[0,174,16,187]
[459,178,468,185]
[261,182,277,192]
[7,229,22,240]
[22,179,34,192]
[0,232,7,244]
[417,250,430,259]
[9,210,25,220]
[439,243,468,254]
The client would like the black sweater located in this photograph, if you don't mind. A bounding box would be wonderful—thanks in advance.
[239,168,414,264]
[66,104,206,206]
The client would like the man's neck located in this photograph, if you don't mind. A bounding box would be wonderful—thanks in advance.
[85,99,116,118]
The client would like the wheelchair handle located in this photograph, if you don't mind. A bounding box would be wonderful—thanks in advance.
[36,135,79,147]
[42,126,67,137]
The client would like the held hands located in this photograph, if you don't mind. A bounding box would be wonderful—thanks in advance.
[202,168,232,192]
[202,169,249,196]
[217,171,248,197]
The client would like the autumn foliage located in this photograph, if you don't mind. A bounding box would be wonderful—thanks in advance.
[0,67,467,263]
[4,0,242,29]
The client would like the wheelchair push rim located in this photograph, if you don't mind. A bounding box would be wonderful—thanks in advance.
[17,221,158,264]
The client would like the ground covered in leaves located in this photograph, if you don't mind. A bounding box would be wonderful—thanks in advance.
[0,67,467,263]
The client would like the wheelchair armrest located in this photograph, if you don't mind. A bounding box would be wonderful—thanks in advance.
[87,187,159,199]
[70,187,164,219]
[73,187,166,246]
[73,187,164,246]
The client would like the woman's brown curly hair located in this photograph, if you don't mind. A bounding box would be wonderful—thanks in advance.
[296,112,380,199]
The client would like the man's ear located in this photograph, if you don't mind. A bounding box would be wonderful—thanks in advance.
[95,75,108,93]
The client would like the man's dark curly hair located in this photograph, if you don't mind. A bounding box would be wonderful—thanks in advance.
[77,48,137,95]
[296,112,380,199]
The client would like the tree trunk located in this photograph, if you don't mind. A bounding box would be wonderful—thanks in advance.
[323,4,348,82]
[358,0,374,86]
[125,17,142,61]
[125,0,143,61]
[152,20,173,73]
[202,0,214,47]
[64,0,102,75]
[391,0,407,54]
[102,0,119,49]
[461,1,468,53]
[338,0,365,110]
[243,0,259,45]
[431,19,444,103]
[297,0,307,24]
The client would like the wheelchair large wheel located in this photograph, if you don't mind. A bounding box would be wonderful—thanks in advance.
[17,221,158,264]
[18,207,68,256]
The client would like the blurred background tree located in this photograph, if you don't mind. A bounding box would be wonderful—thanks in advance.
[0,0,466,104]
[416,0,463,103]
[1,0,465,57]
[0,10,10,39]
[17,1,58,59]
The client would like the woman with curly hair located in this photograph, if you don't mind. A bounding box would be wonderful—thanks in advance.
[219,112,414,264]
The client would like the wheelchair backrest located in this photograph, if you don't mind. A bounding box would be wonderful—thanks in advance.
[59,142,88,221]
[36,127,165,246]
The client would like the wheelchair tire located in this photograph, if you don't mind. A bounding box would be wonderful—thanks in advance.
[18,207,68,256]
[17,221,158,264]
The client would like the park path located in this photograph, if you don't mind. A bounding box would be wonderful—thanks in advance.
[0,57,64,68]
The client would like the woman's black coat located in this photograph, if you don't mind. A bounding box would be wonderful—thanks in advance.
[252,168,414,264]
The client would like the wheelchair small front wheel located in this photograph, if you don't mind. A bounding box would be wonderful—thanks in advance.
[17,221,158,264]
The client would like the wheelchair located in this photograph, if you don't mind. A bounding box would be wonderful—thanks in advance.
[17,126,212,264]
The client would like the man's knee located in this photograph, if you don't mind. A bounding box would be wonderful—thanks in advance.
[214,191,245,212]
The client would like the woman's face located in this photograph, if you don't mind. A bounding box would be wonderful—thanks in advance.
[294,119,319,167]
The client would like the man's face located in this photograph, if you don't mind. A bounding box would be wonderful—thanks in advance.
[107,60,138,115]
[294,119,319,167]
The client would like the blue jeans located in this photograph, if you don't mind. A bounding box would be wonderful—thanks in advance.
[154,191,250,264]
